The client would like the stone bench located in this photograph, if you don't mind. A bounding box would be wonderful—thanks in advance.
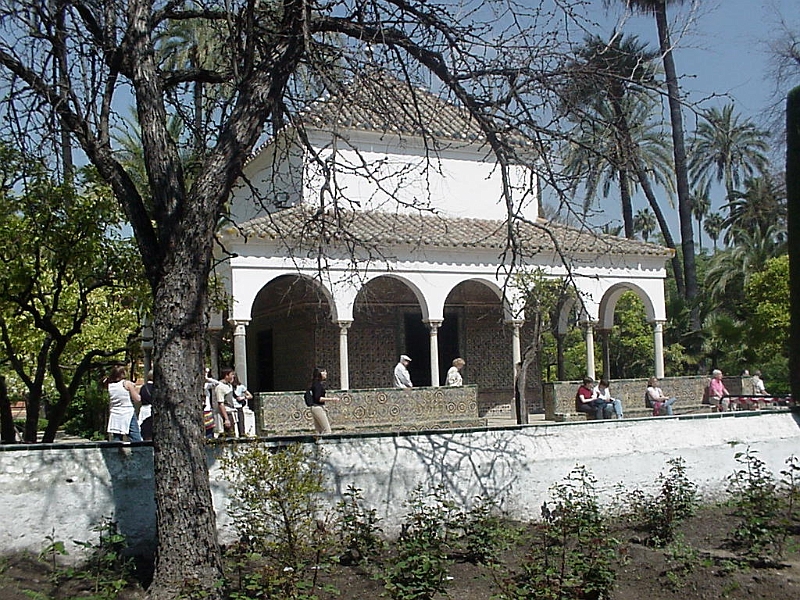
[254,385,484,435]
[553,402,715,422]
[543,375,752,422]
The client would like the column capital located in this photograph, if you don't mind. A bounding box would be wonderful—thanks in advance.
[227,318,251,328]
[506,319,525,327]
[424,319,443,330]
[336,320,353,330]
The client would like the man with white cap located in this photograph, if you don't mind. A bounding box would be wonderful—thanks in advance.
[394,354,413,388]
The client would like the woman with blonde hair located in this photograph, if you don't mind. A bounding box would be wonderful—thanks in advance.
[446,358,466,386]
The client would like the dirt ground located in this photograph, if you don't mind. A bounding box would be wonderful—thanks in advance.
[1,503,799,599]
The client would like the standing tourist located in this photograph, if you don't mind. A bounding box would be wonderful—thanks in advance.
[138,370,154,441]
[393,354,413,388]
[214,368,236,436]
[232,373,253,437]
[104,365,142,442]
[203,368,218,438]
[306,367,336,434]
[446,358,466,386]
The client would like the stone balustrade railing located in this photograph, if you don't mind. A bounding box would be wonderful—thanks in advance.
[253,384,484,435]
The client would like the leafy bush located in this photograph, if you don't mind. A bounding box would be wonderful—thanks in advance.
[334,484,384,565]
[221,441,329,599]
[454,496,517,565]
[629,457,698,547]
[499,466,619,600]
[727,447,783,558]
[384,485,455,600]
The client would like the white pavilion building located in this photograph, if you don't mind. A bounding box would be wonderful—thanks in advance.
[211,76,673,416]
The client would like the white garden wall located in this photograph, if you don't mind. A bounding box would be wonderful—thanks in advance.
[1,410,798,562]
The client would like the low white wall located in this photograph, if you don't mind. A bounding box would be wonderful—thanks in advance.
[1,411,799,561]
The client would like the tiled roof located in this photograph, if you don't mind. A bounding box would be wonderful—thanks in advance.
[224,206,673,258]
[301,75,487,143]
[248,73,529,162]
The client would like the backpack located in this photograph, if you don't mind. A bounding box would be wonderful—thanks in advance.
[644,391,653,409]
[303,388,314,407]
[701,379,712,404]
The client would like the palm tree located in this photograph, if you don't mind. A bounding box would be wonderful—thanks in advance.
[562,34,659,238]
[690,190,710,250]
[634,207,656,242]
[606,0,698,314]
[561,33,686,293]
[156,16,231,158]
[703,212,725,252]
[704,224,787,303]
[564,97,685,293]
[689,103,770,199]
[721,174,787,246]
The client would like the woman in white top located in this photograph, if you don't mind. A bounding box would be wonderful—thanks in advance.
[105,365,142,442]
[446,358,466,386]
[645,376,677,417]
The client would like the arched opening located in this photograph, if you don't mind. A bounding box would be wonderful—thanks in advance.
[443,279,510,413]
[350,275,428,387]
[248,275,336,392]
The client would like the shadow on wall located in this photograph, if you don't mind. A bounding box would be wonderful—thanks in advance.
[319,427,530,525]
[99,445,157,558]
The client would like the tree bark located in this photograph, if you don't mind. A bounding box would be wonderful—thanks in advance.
[654,6,698,323]
[787,86,800,402]
[634,158,685,296]
[0,375,15,444]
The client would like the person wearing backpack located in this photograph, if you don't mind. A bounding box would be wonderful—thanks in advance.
[305,366,336,434]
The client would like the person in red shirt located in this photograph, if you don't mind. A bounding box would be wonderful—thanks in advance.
[575,376,612,419]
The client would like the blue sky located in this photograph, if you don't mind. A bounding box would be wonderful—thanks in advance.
[575,0,797,238]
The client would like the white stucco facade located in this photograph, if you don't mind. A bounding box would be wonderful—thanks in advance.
[214,81,674,397]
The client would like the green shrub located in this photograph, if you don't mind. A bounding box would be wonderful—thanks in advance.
[499,466,619,600]
[629,457,698,547]
[454,496,517,565]
[384,485,455,600]
[727,447,783,558]
[221,441,329,599]
[334,484,384,565]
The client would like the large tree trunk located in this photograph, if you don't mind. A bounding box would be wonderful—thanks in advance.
[147,226,223,600]
[654,6,698,322]
[787,86,800,402]
[634,158,686,296]
[0,375,15,444]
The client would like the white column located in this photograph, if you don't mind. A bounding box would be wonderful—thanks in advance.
[426,320,442,387]
[338,321,352,391]
[230,320,250,388]
[583,321,596,381]
[653,320,665,379]
[510,320,524,370]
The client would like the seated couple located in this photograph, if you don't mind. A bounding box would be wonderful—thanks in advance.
[575,377,624,419]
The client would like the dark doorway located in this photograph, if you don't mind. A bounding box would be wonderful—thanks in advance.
[403,313,430,386]
[255,329,274,392]
[438,311,460,385]
[403,312,462,387]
